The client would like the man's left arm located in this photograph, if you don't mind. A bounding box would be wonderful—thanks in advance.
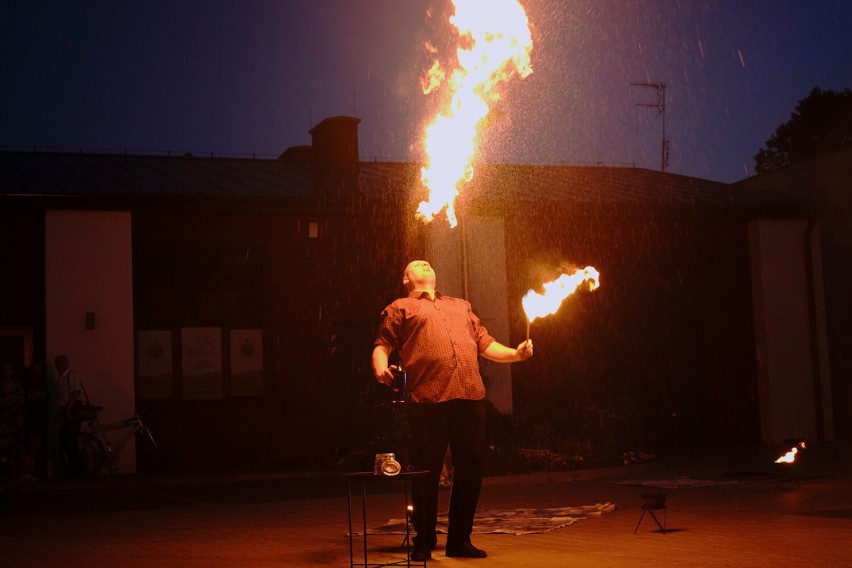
[482,339,533,363]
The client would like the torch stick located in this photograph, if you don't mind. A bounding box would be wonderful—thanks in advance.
[526,318,530,342]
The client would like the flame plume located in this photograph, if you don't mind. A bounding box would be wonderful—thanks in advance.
[522,267,600,326]
[417,0,533,228]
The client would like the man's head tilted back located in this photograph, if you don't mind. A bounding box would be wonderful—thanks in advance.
[403,260,437,292]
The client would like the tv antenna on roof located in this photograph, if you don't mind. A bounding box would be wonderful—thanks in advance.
[630,82,669,172]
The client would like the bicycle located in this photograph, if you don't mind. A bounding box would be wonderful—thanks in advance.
[70,410,163,476]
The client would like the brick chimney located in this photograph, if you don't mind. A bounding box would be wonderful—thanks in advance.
[309,115,361,198]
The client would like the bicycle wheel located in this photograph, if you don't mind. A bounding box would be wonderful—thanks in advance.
[75,433,106,476]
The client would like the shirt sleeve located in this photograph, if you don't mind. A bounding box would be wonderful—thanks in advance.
[468,303,496,353]
[68,370,82,392]
[374,303,401,348]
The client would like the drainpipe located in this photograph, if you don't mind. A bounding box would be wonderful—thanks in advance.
[803,219,825,442]
[460,217,470,301]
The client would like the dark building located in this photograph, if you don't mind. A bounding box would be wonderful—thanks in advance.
[0,116,839,474]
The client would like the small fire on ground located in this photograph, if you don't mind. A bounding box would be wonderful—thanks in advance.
[775,440,807,464]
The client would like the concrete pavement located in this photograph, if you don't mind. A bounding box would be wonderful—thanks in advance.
[2,443,852,567]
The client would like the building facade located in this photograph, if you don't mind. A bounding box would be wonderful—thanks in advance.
[0,116,838,474]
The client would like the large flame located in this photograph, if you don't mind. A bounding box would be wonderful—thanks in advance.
[523,266,600,323]
[417,0,533,228]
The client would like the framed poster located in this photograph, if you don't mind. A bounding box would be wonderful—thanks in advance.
[181,327,222,400]
[137,330,173,398]
[230,329,264,396]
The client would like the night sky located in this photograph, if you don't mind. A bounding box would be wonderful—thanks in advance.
[2,1,850,183]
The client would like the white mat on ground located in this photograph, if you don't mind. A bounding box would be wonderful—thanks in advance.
[369,503,616,536]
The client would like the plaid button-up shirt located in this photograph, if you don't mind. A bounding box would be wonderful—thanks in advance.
[374,290,495,403]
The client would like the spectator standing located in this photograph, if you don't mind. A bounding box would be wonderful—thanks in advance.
[55,355,83,476]
[23,362,50,480]
[0,361,25,484]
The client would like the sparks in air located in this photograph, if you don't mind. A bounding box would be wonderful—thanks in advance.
[417,0,533,228]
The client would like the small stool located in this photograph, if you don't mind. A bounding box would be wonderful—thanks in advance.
[634,492,667,534]
[344,470,429,567]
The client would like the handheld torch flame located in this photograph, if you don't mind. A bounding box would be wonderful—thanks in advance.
[417,0,533,228]
[522,267,600,335]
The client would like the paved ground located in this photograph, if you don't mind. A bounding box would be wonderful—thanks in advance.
[2,443,852,567]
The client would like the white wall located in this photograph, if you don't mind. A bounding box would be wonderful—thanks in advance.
[749,219,832,444]
[46,210,136,474]
[428,217,514,414]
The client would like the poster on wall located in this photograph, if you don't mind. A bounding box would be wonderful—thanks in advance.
[230,329,264,397]
[137,330,173,398]
[181,327,223,400]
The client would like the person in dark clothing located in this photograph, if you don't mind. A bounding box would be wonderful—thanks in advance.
[55,355,83,476]
[23,362,50,480]
[1,361,25,485]
[372,260,533,561]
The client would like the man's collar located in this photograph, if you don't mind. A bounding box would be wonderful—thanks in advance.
[408,289,441,300]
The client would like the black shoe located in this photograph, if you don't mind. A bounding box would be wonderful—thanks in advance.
[413,534,437,550]
[445,541,487,558]
[410,546,432,562]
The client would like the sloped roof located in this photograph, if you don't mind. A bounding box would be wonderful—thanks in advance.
[0,151,312,197]
[0,150,814,214]
[359,161,813,212]
[465,164,808,207]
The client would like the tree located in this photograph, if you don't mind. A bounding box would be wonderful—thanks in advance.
[754,87,852,173]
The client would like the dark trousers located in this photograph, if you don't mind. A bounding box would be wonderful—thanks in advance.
[408,398,486,546]
[59,412,82,475]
